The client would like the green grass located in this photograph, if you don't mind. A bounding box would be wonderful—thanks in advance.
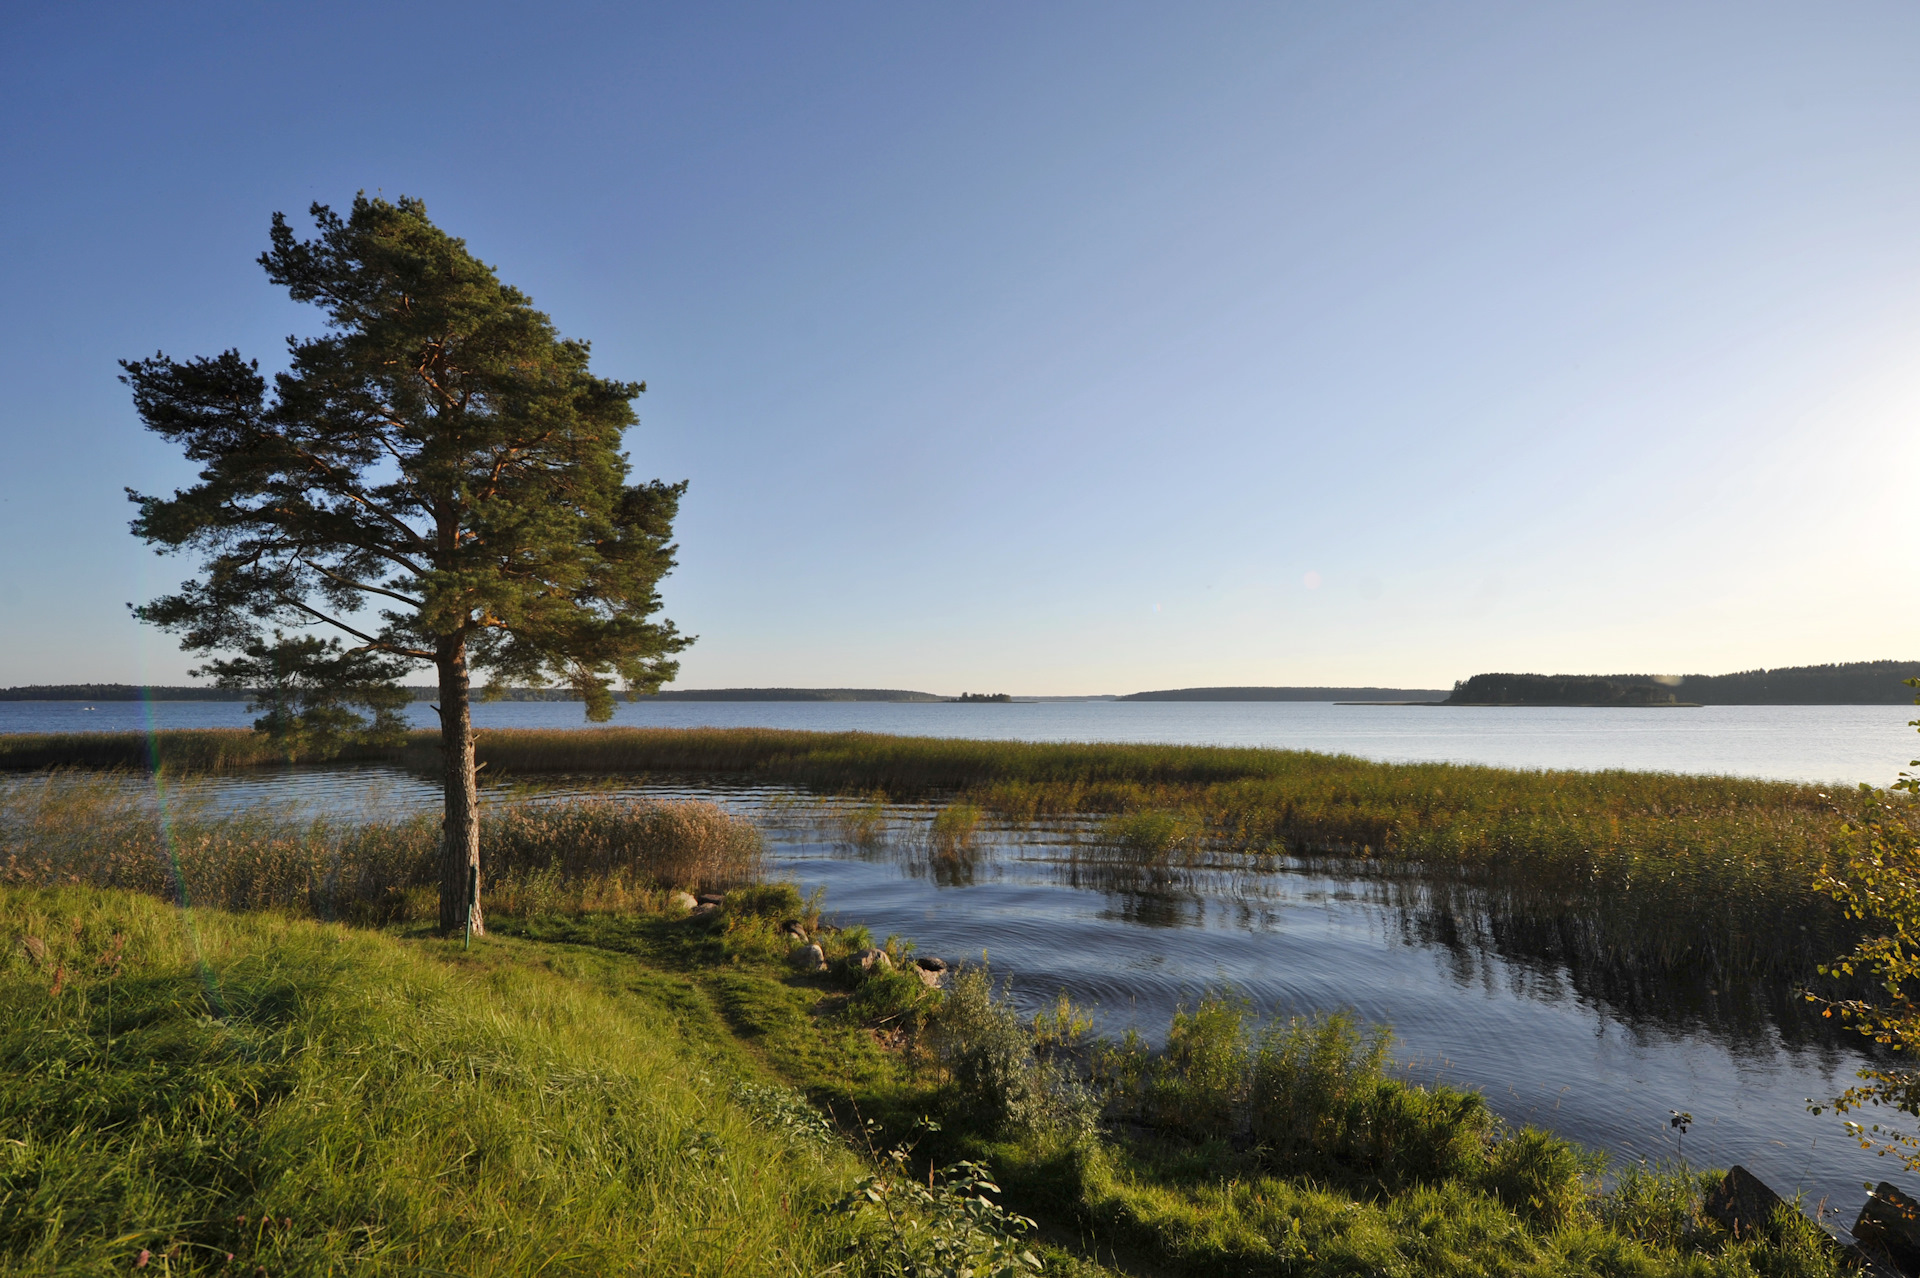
[0,886,874,1275]
[0,877,1862,1277]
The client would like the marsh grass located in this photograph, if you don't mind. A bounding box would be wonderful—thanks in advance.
[0,727,1878,1014]
[0,770,760,921]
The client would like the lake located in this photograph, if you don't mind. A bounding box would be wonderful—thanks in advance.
[3,698,1917,785]
[20,759,1895,1232]
[7,696,1915,1229]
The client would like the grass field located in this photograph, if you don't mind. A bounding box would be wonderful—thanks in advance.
[0,880,1858,1276]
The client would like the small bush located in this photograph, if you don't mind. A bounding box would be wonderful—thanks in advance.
[847,969,933,1030]
[1247,1011,1389,1150]
[931,968,1096,1140]
[725,881,807,923]
[1147,993,1248,1134]
[1032,990,1095,1056]
[1479,1127,1589,1227]
[1246,1012,1495,1185]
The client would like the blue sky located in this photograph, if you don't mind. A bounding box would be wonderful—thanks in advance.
[3,2,1918,694]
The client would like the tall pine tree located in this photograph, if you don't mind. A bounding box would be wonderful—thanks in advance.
[125,195,689,934]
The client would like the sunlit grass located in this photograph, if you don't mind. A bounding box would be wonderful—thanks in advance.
[0,885,870,1275]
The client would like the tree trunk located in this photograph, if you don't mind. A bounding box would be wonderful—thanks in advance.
[437,635,483,936]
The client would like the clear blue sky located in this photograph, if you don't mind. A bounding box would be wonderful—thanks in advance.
[3,2,1917,694]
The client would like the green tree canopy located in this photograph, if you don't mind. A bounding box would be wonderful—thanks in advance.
[1811,681,1920,1167]
[125,194,690,933]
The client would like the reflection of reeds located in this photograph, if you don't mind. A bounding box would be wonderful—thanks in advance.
[0,771,760,920]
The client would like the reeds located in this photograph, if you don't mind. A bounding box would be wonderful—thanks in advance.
[0,771,760,920]
[0,727,1877,998]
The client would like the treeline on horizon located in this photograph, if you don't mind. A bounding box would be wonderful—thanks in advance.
[1448,661,1920,706]
[9,661,1920,706]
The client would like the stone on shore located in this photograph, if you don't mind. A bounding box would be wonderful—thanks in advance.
[1854,1182,1920,1276]
[1705,1166,1784,1242]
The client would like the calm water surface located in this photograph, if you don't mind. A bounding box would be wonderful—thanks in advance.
[4,698,1917,784]
[55,761,1902,1231]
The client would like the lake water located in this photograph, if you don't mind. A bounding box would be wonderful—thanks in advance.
[8,696,1917,1228]
[24,760,1896,1232]
[4,698,1917,785]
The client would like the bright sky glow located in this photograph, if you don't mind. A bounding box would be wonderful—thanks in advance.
[3,3,1918,693]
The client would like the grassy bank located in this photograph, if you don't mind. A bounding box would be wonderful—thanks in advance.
[0,726,1875,1016]
[0,887,878,1274]
[3,877,1851,1275]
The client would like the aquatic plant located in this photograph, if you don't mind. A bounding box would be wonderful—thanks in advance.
[0,726,1877,1008]
[0,770,759,920]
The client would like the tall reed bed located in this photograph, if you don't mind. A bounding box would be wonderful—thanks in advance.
[0,771,760,920]
[0,727,1877,992]
[462,728,1869,993]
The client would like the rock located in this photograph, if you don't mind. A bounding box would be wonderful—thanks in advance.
[914,956,947,972]
[1855,1183,1920,1276]
[855,948,892,974]
[666,891,698,913]
[691,902,719,917]
[782,923,809,943]
[1705,1165,1785,1242]
[915,966,944,989]
[696,892,725,906]
[790,943,827,973]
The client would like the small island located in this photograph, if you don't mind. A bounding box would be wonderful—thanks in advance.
[948,691,1013,703]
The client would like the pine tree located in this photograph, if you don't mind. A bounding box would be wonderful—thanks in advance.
[125,194,689,934]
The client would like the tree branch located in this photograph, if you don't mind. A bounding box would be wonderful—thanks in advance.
[282,597,433,659]
[296,557,425,608]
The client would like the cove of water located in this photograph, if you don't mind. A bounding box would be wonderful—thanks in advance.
[52,761,1903,1232]
[4,698,1918,785]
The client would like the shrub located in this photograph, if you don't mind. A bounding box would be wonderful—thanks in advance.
[1479,1127,1589,1228]
[1100,810,1198,855]
[1244,1011,1495,1186]
[931,968,1095,1140]
[1146,993,1249,1134]
[724,881,808,924]
[848,969,934,1031]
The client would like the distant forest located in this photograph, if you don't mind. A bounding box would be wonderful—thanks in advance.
[10,665,1917,706]
[1447,662,1920,707]
[1120,686,1449,702]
